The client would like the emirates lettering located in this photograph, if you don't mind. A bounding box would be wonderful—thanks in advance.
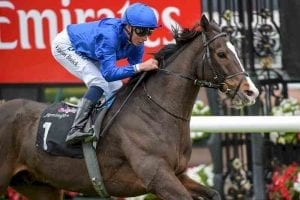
[0,0,181,50]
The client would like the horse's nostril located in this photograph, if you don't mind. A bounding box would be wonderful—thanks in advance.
[245,90,254,97]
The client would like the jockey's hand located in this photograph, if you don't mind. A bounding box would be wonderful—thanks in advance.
[139,58,158,72]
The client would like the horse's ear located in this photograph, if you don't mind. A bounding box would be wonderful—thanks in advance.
[200,14,210,31]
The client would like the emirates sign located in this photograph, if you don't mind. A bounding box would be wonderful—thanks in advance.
[0,0,201,83]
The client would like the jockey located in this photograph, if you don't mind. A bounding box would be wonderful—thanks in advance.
[51,3,159,145]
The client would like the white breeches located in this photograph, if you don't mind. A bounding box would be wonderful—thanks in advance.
[51,29,122,96]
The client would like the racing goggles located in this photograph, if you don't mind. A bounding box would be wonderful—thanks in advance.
[133,27,154,37]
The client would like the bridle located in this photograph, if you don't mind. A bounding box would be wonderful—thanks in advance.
[156,31,248,96]
[143,31,249,120]
[200,32,248,97]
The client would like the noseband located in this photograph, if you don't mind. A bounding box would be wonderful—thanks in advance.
[158,31,248,97]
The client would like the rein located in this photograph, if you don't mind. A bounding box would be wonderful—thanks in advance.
[143,82,190,121]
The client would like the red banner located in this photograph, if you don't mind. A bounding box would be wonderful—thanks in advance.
[0,0,201,84]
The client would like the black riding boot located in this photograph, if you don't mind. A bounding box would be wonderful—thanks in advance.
[65,98,95,145]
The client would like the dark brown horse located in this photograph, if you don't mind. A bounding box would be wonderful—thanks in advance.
[0,15,259,200]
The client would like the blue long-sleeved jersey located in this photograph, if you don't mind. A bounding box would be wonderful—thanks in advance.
[67,18,144,82]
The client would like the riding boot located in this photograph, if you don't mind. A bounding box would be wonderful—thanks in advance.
[65,98,95,145]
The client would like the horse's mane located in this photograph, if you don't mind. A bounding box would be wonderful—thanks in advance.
[154,23,203,67]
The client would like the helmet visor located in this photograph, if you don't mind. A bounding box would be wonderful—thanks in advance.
[134,27,154,37]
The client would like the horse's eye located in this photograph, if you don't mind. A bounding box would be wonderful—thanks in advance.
[217,52,226,59]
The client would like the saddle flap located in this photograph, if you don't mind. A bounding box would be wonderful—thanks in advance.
[35,102,83,158]
[35,101,108,158]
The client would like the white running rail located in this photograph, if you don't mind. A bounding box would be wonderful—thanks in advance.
[190,116,300,133]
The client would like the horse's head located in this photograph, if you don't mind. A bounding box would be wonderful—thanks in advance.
[197,15,259,108]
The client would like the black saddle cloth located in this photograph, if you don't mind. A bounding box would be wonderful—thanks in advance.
[36,102,85,158]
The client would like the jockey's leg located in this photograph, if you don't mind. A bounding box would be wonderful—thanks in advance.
[65,86,103,145]
[51,30,111,145]
[178,173,221,200]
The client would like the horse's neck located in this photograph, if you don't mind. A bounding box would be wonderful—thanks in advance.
[146,40,202,120]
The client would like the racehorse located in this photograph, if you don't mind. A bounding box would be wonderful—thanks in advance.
[0,15,259,200]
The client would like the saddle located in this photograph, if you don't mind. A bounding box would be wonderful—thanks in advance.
[35,75,145,198]
[35,101,106,158]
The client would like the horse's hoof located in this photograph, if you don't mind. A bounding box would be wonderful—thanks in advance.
[211,191,221,200]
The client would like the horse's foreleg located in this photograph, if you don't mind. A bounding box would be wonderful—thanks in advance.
[178,174,221,200]
[143,165,193,200]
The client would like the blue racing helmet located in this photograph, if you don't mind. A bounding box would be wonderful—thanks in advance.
[121,3,158,28]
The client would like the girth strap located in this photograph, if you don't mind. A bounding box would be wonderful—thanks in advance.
[82,142,110,198]
[82,109,110,199]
